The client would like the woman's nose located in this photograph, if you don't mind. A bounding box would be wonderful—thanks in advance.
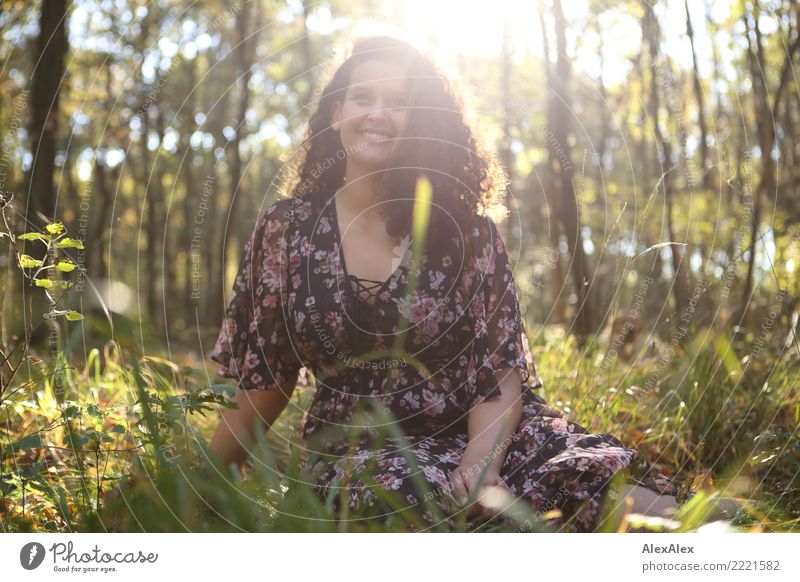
[366,100,391,118]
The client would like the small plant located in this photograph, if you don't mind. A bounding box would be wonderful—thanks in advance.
[0,190,85,400]
[16,219,83,320]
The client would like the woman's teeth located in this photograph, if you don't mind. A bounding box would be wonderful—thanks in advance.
[360,131,391,141]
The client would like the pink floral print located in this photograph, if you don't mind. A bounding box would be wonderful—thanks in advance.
[210,190,678,532]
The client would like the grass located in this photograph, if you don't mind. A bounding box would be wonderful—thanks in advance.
[0,320,798,533]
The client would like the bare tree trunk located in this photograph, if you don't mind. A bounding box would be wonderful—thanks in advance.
[135,10,162,333]
[684,0,711,191]
[705,0,725,197]
[740,0,800,322]
[28,0,69,223]
[535,3,566,326]
[212,1,261,327]
[548,0,596,343]
[500,15,514,244]
[226,0,256,245]
[203,165,221,323]
[90,153,111,282]
[86,59,116,285]
[644,0,690,319]
[593,13,609,204]
[148,104,167,333]
[180,54,198,326]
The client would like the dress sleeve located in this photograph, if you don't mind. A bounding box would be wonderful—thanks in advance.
[209,203,302,392]
[472,215,540,394]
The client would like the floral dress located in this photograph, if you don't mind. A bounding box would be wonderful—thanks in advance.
[209,190,679,532]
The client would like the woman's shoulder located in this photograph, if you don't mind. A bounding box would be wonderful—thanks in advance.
[259,190,329,229]
[473,206,508,235]
[467,208,509,252]
[262,195,307,223]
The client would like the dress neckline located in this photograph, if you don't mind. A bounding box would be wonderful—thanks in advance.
[329,193,411,302]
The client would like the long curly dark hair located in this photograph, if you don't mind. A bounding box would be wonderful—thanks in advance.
[278,34,507,247]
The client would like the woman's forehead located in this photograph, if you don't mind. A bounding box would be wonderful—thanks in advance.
[348,59,410,93]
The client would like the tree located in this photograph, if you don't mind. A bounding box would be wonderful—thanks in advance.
[540,0,596,343]
[27,0,70,224]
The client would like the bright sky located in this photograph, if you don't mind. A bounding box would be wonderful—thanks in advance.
[393,0,734,88]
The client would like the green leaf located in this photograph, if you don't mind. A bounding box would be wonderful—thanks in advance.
[63,310,84,321]
[35,278,55,288]
[18,254,43,268]
[59,280,74,289]
[19,232,50,243]
[2,434,45,458]
[0,474,17,495]
[110,424,126,434]
[45,221,66,235]
[61,404,82,420]
[210,383,236,398]
[55,237,84,249]
[56,260,77,272]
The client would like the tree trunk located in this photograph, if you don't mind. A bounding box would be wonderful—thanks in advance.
[740,0,800,322]
[181,53,198,326]
[226,0,256,246]
[535,3,566,326]
[593,14,609,205]
[500,15,515,244]
[28,0,69,223]
[548,0,595,343]
[644,0,690,321]
[684,0,711,191]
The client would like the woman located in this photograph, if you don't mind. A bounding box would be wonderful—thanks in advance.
[208,35,680,532]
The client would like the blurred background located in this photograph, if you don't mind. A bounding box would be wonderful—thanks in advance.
[1,0,798,350]
[0,0,798,532]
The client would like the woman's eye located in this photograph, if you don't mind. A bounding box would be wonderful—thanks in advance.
[352,94,371,105]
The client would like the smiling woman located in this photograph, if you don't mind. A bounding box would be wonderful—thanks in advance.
[210,34,681,533]
[279,35,506,250]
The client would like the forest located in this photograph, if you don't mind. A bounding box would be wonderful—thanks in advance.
[0,0,798,533]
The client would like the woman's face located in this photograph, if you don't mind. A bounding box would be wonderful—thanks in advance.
[331,58,411,172]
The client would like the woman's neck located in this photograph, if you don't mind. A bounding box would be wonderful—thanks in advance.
[337,165,384,222]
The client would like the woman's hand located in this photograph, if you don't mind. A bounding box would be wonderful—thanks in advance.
[450,458,512,519]
[450,367,522,519]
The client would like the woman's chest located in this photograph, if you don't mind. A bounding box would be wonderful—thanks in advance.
[285,225,477,366]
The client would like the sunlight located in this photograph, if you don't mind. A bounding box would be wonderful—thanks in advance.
[396,0,631,87]
[396,0,727,89]
[397,0,521,59]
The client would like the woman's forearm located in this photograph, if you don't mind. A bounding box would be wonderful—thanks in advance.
[210,383,296,471]
[463,368,523,473]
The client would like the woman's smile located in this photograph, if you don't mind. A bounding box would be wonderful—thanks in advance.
[359,127,394,143]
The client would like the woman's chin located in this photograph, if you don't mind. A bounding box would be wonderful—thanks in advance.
[347,152,393,172]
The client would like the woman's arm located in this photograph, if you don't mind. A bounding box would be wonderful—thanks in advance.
[209,374,298,473]
[450,367,523,508]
